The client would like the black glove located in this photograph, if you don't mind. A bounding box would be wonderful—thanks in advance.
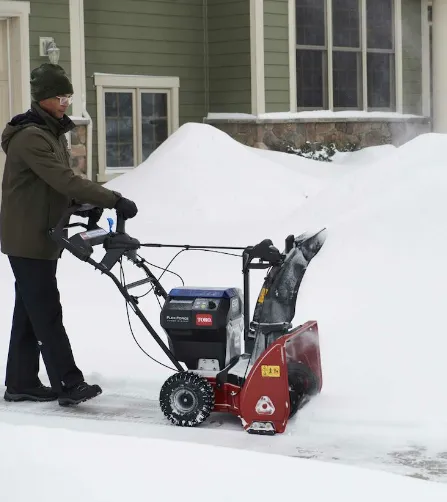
[89,207,104,224]
[73,206,104,231]
[74,206,103,222]
[115,197,138,219]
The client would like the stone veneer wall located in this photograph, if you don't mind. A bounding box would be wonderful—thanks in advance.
[68,118,89,179]
[203,117,432,150]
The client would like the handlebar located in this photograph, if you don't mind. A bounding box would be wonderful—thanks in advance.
[116,212,125,234]
[52,203,127,235]
[49,203,139,271]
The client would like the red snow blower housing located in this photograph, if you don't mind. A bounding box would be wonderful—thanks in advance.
[51,204,326,435]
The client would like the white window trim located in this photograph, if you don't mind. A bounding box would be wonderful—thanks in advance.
[288,0,403,113]
[69,0,84,117]
[250,0,265,115]
[288,0,297,112]
[0,1,30,114]
[394,0,403,113]
[94,73,180,183]
[421,0,432,117]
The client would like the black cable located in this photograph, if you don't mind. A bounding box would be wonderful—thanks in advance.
[154,248,186,284]
[131,254,185,300]
[116,244,253,376]
[133,246,240,299]
[140,242,246,251]
[144,245,254,388]
[137,254,185,285]
[119,259,179,373]
[154,247,241,284]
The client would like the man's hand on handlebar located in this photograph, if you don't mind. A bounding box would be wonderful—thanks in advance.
[74,206,103,224]
[115,197,138,220]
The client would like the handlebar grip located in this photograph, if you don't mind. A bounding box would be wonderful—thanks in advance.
[116,212,125,233]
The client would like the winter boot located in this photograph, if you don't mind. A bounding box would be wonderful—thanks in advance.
[4,383,58,402]
[58,381,102,406]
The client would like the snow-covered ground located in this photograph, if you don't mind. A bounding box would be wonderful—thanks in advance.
[4,422,447,502]
[2,123,447,499]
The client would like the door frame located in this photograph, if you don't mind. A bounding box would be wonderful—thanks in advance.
[0,1,30,116]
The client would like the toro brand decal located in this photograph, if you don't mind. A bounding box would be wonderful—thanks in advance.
[261,365,280,378]
[196,313,213,326]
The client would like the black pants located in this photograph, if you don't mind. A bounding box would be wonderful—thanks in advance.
[5,256,84,393]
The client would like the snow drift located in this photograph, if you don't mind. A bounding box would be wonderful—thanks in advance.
[2,123,447,483]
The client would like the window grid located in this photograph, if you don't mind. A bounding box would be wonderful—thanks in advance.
[104,89,136,169]
[295,0,396,111]
[102,87,170,170]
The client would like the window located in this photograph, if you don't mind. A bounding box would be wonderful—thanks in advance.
[94,74,180,182]
[295,0,396,111]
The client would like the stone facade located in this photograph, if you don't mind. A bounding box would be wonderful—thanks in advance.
[203,116,432,152]
[68,118,89,178]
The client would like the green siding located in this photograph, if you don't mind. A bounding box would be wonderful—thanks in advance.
[18,0,71,78]
[264,0,289,112]
[402,0,423,115]
[207,0,251,113]
[84,0,206,179]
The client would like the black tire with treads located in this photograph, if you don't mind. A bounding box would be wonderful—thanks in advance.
[159,371,215,427]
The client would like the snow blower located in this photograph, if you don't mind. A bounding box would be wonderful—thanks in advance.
[50,204,326,435]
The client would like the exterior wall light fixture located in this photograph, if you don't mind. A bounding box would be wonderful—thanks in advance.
[39,37,61,65]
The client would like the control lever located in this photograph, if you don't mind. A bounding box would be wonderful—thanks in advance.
[244,239,284,265]
[100,213,140,270]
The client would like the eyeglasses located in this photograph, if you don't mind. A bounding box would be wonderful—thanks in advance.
[56,95,73,106]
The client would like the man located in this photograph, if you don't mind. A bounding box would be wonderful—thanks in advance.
[0,63,138,406]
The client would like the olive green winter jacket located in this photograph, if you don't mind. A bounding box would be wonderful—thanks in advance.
[0,101,120,260]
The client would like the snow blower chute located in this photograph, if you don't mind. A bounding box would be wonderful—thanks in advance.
[51,204,326,435]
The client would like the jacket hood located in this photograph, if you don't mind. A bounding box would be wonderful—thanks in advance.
[1,101,75,154]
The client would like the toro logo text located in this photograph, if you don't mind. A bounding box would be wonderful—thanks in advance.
[196,313,213,326]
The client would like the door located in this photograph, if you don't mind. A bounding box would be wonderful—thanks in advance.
[0,19,10,189]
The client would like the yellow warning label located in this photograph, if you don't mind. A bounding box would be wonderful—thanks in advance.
[261,365,280,377]
[257,288,268,304]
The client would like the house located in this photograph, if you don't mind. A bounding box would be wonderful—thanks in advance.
[0,0,440,185]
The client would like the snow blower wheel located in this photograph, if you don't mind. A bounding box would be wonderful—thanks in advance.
[159,372,215,427]
[287,362,320,418]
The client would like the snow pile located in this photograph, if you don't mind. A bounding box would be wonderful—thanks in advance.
[1,125,446,406]
[2,422,447,502]
[286,133,447,424]
[331,144,397,165]
[103,122,325,234]
[2,123,447,484]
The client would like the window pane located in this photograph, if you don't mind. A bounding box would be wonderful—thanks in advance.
[141,93,168,162]
[333,51,361,108]
[333,0,360,48]
[367,53,392,108]
[105,92,134,168]
[367,0,393,49]
[296,0,325,46]
[142,92,167,118]
[296,49,325,108]
[105,93,117,116]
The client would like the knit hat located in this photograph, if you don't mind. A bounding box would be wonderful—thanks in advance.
[30,63,74,102]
